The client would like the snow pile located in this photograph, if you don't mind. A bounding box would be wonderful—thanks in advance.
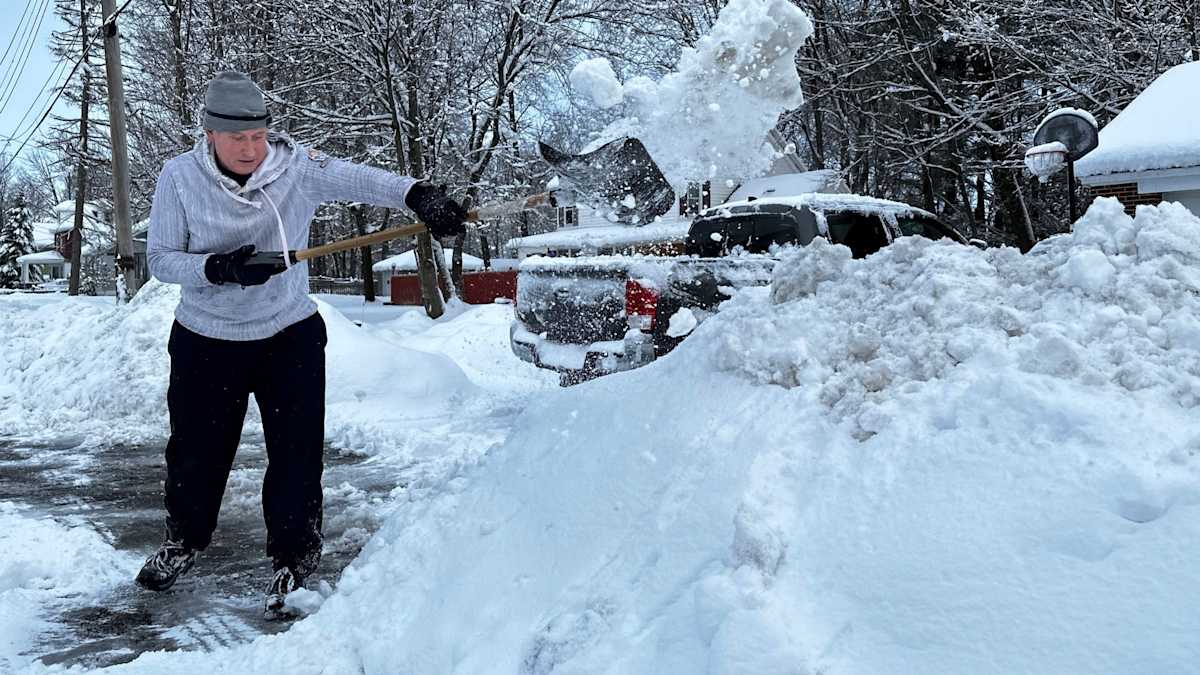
[0,284,177,442]
[0,280,480,456]
[0,502,139,673]
[318,298,479,456]
[102,198,1200,674]
[713,197,1200,438]
[1075,61,1200,177]
[577,0,813,188]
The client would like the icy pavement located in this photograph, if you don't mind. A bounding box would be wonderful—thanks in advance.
[0,435,410,670]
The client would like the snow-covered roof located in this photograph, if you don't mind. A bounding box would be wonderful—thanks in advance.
[17,250,66,264]
[726,170,847,203]
[1075,61,1200,179]
[704,193,934,221]
[372,249,484,273]
[506,216,691,253]
[50,201,108,233]
[32,221,58,248]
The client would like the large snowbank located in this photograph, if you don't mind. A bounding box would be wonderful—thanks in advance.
[1075,61,1200,178]
[0,502,138,673]
[575,0,814,188]
[95,198,1200,673]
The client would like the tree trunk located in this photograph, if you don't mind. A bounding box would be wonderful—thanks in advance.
[479,234,492,269]
[415,232,443,318]
[451,232,464,296]
[431,238,454,301]
[353,205,376,302]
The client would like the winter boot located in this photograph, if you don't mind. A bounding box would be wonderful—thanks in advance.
[135,539,197,591]
[263,565,304,620]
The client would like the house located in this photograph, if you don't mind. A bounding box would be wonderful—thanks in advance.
[15,219,67,283]
[97,219,151,294]
[371,249,518,305]
[1076,61,1200,216]
[371,249,484,294]
[17,200,114,287]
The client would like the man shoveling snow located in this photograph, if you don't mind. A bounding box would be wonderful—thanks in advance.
[136,71,468,618]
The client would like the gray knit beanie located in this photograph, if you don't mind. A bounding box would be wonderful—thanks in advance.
[203,71,271,132]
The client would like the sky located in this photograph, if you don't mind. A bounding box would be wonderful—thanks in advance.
[0,0,72,169]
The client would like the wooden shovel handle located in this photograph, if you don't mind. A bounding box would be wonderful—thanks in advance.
[292,192,552,262]
[293,222,428,262]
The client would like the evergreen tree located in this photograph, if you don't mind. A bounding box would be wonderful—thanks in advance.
[0,194,34,288]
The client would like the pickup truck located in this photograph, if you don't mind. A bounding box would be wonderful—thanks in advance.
[510,193,968,385]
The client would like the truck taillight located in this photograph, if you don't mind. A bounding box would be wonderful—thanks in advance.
[625,279,659,331]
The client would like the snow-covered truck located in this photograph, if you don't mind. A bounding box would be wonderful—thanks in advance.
[510,193,969,385]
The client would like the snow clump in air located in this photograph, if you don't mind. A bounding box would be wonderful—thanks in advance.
[569,58,625,109]
[581,0,814,189]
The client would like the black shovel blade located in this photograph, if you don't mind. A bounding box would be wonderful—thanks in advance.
[244,250,297,268]
[539,137,674,224]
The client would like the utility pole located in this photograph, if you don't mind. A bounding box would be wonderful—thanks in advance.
[68,0,91,297]
[100,0,138,300]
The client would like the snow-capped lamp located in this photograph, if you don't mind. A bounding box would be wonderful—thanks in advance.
[1025,108,1099,223]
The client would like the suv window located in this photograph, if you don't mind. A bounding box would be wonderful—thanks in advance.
[826,211,888,259]
[896,214,940,239]
[895,214,964,243]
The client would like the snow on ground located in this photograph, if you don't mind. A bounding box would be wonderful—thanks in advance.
[0,502,140,673]
[67,198,1200,674]
[579,0,814,188]
[0,285,551,459]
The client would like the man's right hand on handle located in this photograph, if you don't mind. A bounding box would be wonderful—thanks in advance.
[405,182,468,239]
[204,245,288,287]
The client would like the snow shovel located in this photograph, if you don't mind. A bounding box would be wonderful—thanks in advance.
[243,138,672,266]
[538,136,675,224]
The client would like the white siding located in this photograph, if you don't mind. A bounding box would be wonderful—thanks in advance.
[1166,189,1200,216]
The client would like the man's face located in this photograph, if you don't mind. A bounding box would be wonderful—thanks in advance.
[206,128,269,175]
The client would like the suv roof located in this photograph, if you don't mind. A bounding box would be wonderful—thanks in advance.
[700,192,938,222]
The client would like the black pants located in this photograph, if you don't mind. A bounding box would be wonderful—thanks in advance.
[163,312,327,576]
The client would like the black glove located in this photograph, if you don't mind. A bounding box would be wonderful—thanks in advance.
[405,181,467,239]
[204,244,288,286]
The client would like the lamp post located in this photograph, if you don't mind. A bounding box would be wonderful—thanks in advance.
[1024,108,1099,223]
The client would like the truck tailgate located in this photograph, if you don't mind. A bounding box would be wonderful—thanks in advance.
[515,259,637,344]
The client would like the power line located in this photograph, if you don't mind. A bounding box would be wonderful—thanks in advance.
[0,0,37,73]
[0,0,136,176]
[3,51,71,144]
[0,0,54,119]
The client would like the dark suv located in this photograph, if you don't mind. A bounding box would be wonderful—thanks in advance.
[511,193,968,385]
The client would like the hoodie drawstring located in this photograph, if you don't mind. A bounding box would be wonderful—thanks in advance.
[260,186,292,270]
